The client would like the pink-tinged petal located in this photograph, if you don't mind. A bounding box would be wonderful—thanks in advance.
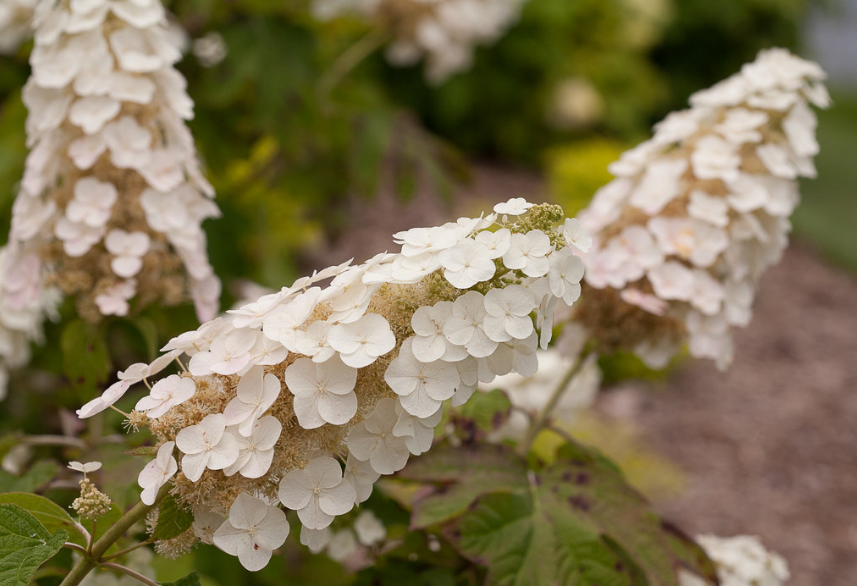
[222,398,256,427]
[236,366,264,402]
[296,500,333,530]
[140,482,160,506]
[278,472,314,510]
[317,392,358,426]
[344,424,378,461]
[228,493,268,530]
[236,539,273,572]
[188,351,217,376]
[260,373,281,407]
[213,522,250,556]
[175,425,206,455]
[369,439,410,475]
[110,255,143,278]
[318,481,356,517]
[398,389,442,419]
[207,433,239,470]
[254,507,289,549]
[293,395,325,430]
[181,451,208,482]
[506,315,535,340]
[198,413,227,444]
[240,449,275,479]
[284,359,318,397]
[306,456,346,490]
[252,417,282,450]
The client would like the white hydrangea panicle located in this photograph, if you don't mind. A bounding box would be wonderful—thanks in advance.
[312,0,528,84]
[678,535,789,586]
[0,0,35,54]
[577,48,828,370]
[86,200,586,571]
[0,246,56,401]
[4,0,220,323]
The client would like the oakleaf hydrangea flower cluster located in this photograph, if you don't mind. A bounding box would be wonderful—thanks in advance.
[0,0,35,54]
[679,535,789,586]
[0,246,57,401]
[312,0,528,84]
[576,48,829,369]
[77,199,585,570]
[3,0,220,323]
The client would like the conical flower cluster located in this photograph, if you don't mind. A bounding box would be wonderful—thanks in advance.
[3,0,220,323]
[576,48,828,369]
[0,246,57,400]
[0,0,35,54]
[313,0,528,84]
[78,199,587,571]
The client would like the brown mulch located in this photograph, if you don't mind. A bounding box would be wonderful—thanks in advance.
[310,165,857,586]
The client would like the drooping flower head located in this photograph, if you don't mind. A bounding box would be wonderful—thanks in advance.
[81,200,586,571]
[312,0,528,84]
[0,246,57,401]
[575,48,828,369]
[0,0,36,54]
[3,0,220,323]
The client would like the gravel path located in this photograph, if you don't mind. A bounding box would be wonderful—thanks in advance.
[308,166,857,585]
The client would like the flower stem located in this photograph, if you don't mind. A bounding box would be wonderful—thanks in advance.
[318,29,388,101]
[59,485,169,586]
[101,539,153,562]
[521,351,593,455]
[20,435,88,450]
[101,562,160,586]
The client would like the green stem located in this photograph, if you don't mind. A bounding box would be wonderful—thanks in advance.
[102,538,153,562]
[21,435,88,450]
[59,485,169,586]
[521,351,593,455]
[317,29,388,101]
[101,562,160,586]
[62,543,88,554]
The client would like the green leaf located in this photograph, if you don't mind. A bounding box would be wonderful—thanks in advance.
[162,571,201,586]
[0,435,19,462]
[61,319,110,391]
[399,444,528,529]
[131,316,159,360]
[452,389,512,434]
[153,494,193,541]
[406,442,718,586]
[0,504,68,586]
[0,460,60,493]
[0,493,85,546]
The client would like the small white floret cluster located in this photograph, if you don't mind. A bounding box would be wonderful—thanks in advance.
[0,246,57,401]
[679,534,789,586]
[0,0,35,54]
[480,348,600,442]
[77,199,585,571]
[578,49,828,369]
[3,0,220,323]
[312,0,528,84]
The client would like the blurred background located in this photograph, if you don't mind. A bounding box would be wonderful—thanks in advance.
[0,0,855,584]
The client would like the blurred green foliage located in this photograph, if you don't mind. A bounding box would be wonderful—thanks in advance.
[794,90,857,273]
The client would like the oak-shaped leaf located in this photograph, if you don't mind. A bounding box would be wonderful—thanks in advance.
[402,441,718,586]
[0,504,68,586]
